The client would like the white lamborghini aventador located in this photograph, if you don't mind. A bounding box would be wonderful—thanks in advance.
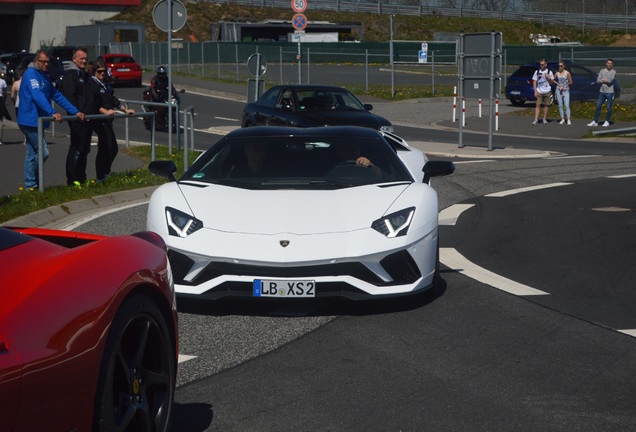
[147,126,454,300]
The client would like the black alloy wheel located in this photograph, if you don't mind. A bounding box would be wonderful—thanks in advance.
[93,294,176,432]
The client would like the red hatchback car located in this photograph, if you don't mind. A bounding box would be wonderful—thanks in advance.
[100,53,143,87]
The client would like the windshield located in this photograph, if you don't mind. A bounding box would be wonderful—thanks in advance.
[182,134,413,190]
[295,88,367,112]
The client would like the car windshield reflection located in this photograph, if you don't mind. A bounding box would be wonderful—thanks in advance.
[182,135,413,189]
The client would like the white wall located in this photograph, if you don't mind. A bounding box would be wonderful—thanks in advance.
[30,4,123,51]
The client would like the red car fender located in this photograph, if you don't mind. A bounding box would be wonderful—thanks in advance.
[2,229,176,431]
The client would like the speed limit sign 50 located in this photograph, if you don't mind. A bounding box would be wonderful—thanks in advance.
[291,0,307,13]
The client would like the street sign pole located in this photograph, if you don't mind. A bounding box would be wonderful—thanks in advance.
[291,3,307,84]
[153,0,188,152]
[168,0,173,153]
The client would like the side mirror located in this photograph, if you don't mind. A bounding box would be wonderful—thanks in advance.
[363,103,374,111]
[422,160,455,184]
[149,160,177,182]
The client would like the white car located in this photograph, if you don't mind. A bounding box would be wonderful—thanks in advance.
[147,126,454,300]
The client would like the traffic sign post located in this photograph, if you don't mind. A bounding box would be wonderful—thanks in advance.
[292,13,307,31]
[247,53,267,102]
[291,0,307,13]
[152,0,189,153]
[290,2,308,83]
[457,31,503,151]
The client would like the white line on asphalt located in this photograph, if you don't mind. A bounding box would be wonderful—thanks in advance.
[608,173,636,178]
[618,329,636,338]
[440,248,550,296]
[439,204,475,226]
[453,160,497,164]
[485,182,572,198]
[215,116,239,122]
[544,155,603,160]
[59,201,149,231]
[178,354,198,364]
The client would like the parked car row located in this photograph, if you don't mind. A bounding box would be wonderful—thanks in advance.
[0,49,143,88]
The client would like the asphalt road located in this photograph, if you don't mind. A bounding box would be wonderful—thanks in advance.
[3,74,636,430]
[68,151,636,431]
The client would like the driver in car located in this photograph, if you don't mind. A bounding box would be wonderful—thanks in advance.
[334,141,382,176]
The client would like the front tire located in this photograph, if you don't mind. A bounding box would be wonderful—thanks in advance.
[93,294,176,432]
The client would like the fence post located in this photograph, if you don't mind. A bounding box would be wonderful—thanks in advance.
[307,47,311,84]
[365,49,369,93]
[431,51,435,94]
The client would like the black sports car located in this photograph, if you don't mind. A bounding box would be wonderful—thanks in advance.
[242,84,393,132]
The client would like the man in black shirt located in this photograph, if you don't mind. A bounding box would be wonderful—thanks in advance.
[59,48,94,185]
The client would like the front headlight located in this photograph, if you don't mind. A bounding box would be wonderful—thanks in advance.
[380,125,394,133]
[166,207,203,238]
[371,207,415,238]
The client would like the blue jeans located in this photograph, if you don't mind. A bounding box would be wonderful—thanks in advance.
[594,92,614,123]
[19,125,49,189]
[556,89,571,120]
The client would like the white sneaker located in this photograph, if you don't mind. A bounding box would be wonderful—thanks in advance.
[531,120,538,126]
[559,119,565,125]
[542,119,548,124]
[587,121,598,127]
[602,121,610,127]
[567,119,571,125]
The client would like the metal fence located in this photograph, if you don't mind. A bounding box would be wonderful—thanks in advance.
[90,41,636,99]
[200,0,636,33]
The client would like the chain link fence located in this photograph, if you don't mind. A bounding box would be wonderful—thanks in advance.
[85,41,636,100]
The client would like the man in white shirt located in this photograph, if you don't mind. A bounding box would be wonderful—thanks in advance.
[532,59,554,125]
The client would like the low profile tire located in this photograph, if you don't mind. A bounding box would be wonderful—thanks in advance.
[93,294,175,432]
[424,239,443,300]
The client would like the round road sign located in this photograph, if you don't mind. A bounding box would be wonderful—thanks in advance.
[153,0,187,33]
[247,53,267,77]
[291,0,307,13]
[292,13,308,31]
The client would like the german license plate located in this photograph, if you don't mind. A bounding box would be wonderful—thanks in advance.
[253,279,315,298]
[118,68,130,72]
[510,91,521,95]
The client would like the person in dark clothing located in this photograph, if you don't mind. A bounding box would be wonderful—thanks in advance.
[88,59,135,182]
[59,48,94,185]
[149,65,179,129]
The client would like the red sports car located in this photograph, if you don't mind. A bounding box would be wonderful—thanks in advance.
[100,53,143,87]
[0,226,178,432]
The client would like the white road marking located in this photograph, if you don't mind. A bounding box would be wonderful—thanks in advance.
[485,182,572,198]
[178,354,197,364]
[608,173,636,178]
[215,116,239,122]
[440,248,550,296]
[544,155,603,160]
[439,204,475,226]
[57,201,149,231]
[618,329,636,338]
[453,160,497,164]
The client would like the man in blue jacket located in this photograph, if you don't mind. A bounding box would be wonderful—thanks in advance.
[17,49,85,190]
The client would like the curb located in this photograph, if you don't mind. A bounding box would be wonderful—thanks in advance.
[2,186,158,228]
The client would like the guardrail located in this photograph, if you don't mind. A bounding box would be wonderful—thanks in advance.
[36,112,156,192]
